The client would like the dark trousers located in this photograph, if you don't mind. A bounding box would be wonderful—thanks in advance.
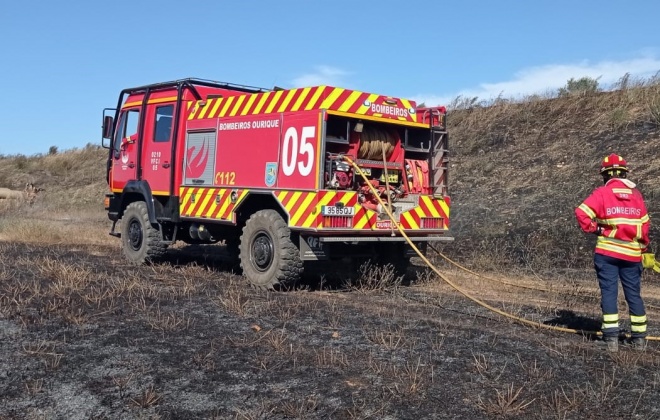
[594,253,646,338]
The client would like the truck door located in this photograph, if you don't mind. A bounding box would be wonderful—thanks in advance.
[141,104,174,195]
[110,107,140,192]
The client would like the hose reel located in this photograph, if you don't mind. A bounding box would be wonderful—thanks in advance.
[357,125,397,160]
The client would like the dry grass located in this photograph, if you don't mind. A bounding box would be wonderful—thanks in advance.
[365,325,408,350]
[0,144,109,245]
[477,383,536,417]
[2,237,660,417]
[0,212,114,245]
[146,307,193,331]
[131,385,162,408]
[347,261,403,292]
[444,75,660,276]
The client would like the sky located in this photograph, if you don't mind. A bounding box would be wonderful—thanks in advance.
[0,0,658,156]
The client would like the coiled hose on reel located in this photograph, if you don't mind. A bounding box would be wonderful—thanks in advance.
[357,126,397,160]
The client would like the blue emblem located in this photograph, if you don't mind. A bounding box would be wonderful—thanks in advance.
[265,162,277,187]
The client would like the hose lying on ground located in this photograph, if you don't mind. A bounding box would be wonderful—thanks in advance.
[343,154,660,342]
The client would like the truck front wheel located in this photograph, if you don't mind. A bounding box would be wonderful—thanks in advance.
[239,210,303,289]
[121,201,167,263]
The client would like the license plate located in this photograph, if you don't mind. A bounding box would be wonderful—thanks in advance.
[321,205,355,216]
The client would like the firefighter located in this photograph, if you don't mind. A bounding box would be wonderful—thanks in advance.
[575,153,650,352]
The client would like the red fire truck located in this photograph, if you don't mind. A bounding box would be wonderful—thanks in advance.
[102,78,452,288]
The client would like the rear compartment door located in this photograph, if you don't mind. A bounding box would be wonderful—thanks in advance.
[277,112,321,190]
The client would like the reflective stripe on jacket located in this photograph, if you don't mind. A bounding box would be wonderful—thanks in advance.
[575,178,650,262]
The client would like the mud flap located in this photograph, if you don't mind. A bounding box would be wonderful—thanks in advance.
[405,242,426,258]
[300,236,329,261]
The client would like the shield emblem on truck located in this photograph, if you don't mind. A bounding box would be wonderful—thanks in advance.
[265,162,277,187]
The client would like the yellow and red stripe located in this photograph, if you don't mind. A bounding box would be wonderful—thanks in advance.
[186,86,420,124]
[400,196,450,230]
[275,190,377,229]
[122,96,178,109]
[179,187,450,231]
[179,187,248,222]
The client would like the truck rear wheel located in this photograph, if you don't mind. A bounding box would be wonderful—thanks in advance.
[121,201,167,264]
[239,210,303,289]
[377,243,410,278]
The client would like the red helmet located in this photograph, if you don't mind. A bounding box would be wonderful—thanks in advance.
[600,153,628,174]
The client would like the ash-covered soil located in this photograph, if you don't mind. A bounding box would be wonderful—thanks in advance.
[2,241,660,419]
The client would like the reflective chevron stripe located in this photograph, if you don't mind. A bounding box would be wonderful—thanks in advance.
[400,196,450,230]
[179,187,248,222]
[180,187,451,232]
[187,86,420,124]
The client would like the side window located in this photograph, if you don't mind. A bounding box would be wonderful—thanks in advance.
[125,110,140,139]
[113,109,140,154]
[113,112,128,153]
[154,105,174,142]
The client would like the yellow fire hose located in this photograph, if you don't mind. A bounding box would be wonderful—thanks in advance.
[427,243,660,312]
[382,148,395,236]
[429,244,557,292]
[343,155,660,342]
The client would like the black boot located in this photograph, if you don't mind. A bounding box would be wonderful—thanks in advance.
[600,335,619,353]
[628,337,647,351]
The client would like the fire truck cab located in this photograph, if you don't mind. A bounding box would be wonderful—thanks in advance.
[102,78,452,288]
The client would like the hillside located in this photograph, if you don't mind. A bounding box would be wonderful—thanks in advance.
[0,144,109,244]
[2,82,660,418]
[444,81,660,275]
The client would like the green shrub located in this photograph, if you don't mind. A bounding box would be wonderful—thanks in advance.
[558,77,601,97]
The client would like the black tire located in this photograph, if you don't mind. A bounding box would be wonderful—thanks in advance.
[224,233,242,274]
[239,210,303,289]
[377,243,410,278]
[120,201,167,264]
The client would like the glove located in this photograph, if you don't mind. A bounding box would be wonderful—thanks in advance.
[589,221,604,236]
[642,253,660,273]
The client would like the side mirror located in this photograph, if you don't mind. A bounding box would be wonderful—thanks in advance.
[102,115,114,140]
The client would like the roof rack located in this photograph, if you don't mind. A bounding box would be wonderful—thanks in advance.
[121,78,272,98]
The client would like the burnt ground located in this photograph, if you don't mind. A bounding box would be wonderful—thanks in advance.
[2,240,660,420]
[3,79,660,419]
